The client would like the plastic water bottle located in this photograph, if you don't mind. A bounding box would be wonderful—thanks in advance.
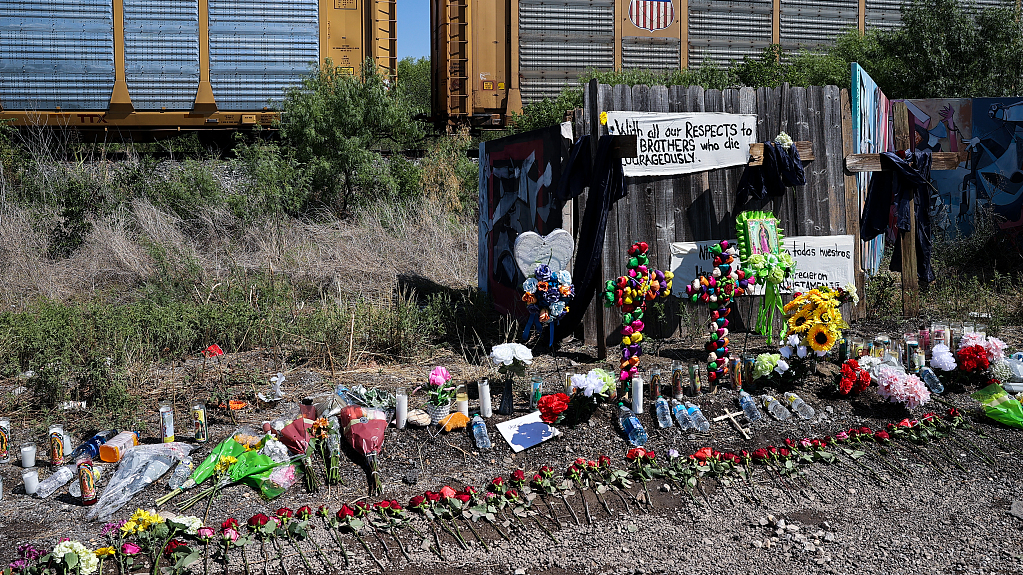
[685,402,710,432]
[35,466,75,499]
[167,456,194,490]
[654,397,673,429]
[919,367,945,394]
[783,392,815,420]
[738,391,763,422]
[69,430,118,460]
[617,404,648,446]
[762,395,792,421]
[471,415,492,450]
[671,399,693,429]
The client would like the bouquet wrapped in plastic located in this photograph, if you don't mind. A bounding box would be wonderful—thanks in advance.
[338,405,388,494]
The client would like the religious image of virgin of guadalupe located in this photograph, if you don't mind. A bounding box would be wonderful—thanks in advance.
[758,222,772,255]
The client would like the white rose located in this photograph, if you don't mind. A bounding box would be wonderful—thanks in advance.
[775,359,790,374]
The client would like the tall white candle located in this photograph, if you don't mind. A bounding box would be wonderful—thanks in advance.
[631,375,644,416]
[22,469,38,495]
[20,443,35,468]
[395,387,408,430]
[478,379,492,418]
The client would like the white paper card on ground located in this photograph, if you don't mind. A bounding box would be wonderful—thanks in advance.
[669,235,855,295]
[513,228,574,277]
[605,111,757,177]
[496,411,561,452]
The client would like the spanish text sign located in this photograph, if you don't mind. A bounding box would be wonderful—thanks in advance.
[669,235,856,295]
[605,111,757,176]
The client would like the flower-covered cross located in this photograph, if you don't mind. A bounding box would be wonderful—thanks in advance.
[602,241,673,385]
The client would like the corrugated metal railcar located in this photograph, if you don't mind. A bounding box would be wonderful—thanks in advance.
[0,0,396,133]
[431,0,1010,128]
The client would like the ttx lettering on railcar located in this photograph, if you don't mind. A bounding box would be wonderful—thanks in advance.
[78,114,108,124]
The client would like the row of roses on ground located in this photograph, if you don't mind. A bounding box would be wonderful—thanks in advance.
[11,408,1010,575]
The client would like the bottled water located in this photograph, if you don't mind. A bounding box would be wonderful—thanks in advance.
[783,392,815,420]
[617,404,648,446]
[919,367,945,394]
[167,457,194,490]
[654,397,673,429]
[36,466,75,499]
[471,415,492,450]
[671,399,693,430]
[69,430,118,461]
[685,402,710,432]
[762,395,792,421]
[738,391,763,422]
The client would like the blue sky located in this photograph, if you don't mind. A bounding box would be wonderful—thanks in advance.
[398,1,431,60]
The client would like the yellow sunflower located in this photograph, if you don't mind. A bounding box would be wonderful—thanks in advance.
[787,309,813,334]
[807,323,837,352]
[783,299,801,314]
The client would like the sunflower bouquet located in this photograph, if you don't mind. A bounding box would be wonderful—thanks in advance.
[782,286,856,356]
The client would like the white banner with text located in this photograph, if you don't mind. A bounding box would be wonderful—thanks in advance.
[605,111,757,176]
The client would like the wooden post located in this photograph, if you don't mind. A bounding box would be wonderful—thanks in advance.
[587,79,607,360]
[840,88,867,320]
[891,102,920,318]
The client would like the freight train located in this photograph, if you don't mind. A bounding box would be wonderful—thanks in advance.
[430,0,1009,128]
[0,0,396,134]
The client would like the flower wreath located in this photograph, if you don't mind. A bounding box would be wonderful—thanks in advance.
[521,264,574,346]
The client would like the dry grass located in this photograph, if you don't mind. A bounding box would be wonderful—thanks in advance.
[0,197,478,307]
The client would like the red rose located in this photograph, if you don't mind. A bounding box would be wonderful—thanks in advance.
[164,540,186,556]
[948,408,961,418]
[505,489,520,500]
[297,506,312,520]
[336,505,355,520]
[921,413,936,423]
[426,491,442,502]
[537,393,570,424]
[374,500,390,509]
[692,447,713,463]
[276,507,294,520]
[490,477,503,487]
[409,495,426,508]
[779,448,791,458]
[858,426,872,435]
[463,485,478,495]
[646,450,657,460]
[316,505,330,518]
[439,485,456,499]
[247,514,269,528]
[874,430,890,441]
[540,464,555,476]
[532,474,542,483]
[896,418,912,428]
[626,447,646,461]
[768,445,778,455]
[354,501,370,515]
[455,493,471,503]
[390,501,403,512]
[783,438,795,448]
[751,448,769,462]
[222,518,240,531]
[511,469,526,483]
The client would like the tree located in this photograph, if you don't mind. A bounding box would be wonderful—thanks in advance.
[396,56,431,118]
[279,59,423,214]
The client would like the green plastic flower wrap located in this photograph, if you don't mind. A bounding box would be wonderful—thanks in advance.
[735,210,794,343]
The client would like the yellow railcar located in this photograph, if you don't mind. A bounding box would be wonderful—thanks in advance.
[0,0,395,133]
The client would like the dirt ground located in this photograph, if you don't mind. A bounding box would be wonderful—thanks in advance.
[1,322,1022,575]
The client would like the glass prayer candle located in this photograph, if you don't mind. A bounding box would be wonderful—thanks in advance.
[22,469,38,495]
[477,379,492,418]
[48,424,65,467]
[456,390,469,416]
[395,387,408,429]
[159,401,175,443]
[20,442,35,468]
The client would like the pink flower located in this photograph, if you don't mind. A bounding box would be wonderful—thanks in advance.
[197,527,215,541]
[223,528,239,543]
[429,366,451,386]
[439,485,456,499]
[121,543,141,556]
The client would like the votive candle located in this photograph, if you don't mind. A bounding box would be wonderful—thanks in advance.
[478,379,492,418]
[20,443,35,468]
[22,469,38,495]
[456,391,469,416]
[395,387,408,430]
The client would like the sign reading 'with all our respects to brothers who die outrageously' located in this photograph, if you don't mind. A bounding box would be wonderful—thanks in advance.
[605,111,758,177]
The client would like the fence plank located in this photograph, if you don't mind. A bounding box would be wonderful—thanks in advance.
[840,88,867,319]
[822,85,846,234]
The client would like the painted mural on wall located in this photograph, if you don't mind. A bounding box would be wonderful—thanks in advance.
[904,97,1023,237]
[478,126,566,316]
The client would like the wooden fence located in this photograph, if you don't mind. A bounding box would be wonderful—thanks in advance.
[567,80,863,350]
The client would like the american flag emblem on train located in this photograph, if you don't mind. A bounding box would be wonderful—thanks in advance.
[628,0,675,32]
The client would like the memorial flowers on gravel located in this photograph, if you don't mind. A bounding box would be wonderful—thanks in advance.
[876,366,931,409]
[782,286,855,355]
[837,359,871,395]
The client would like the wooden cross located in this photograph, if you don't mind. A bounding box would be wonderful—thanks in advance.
[748,141,815,166]
[843,102,964,317]
[712,408,752,440]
